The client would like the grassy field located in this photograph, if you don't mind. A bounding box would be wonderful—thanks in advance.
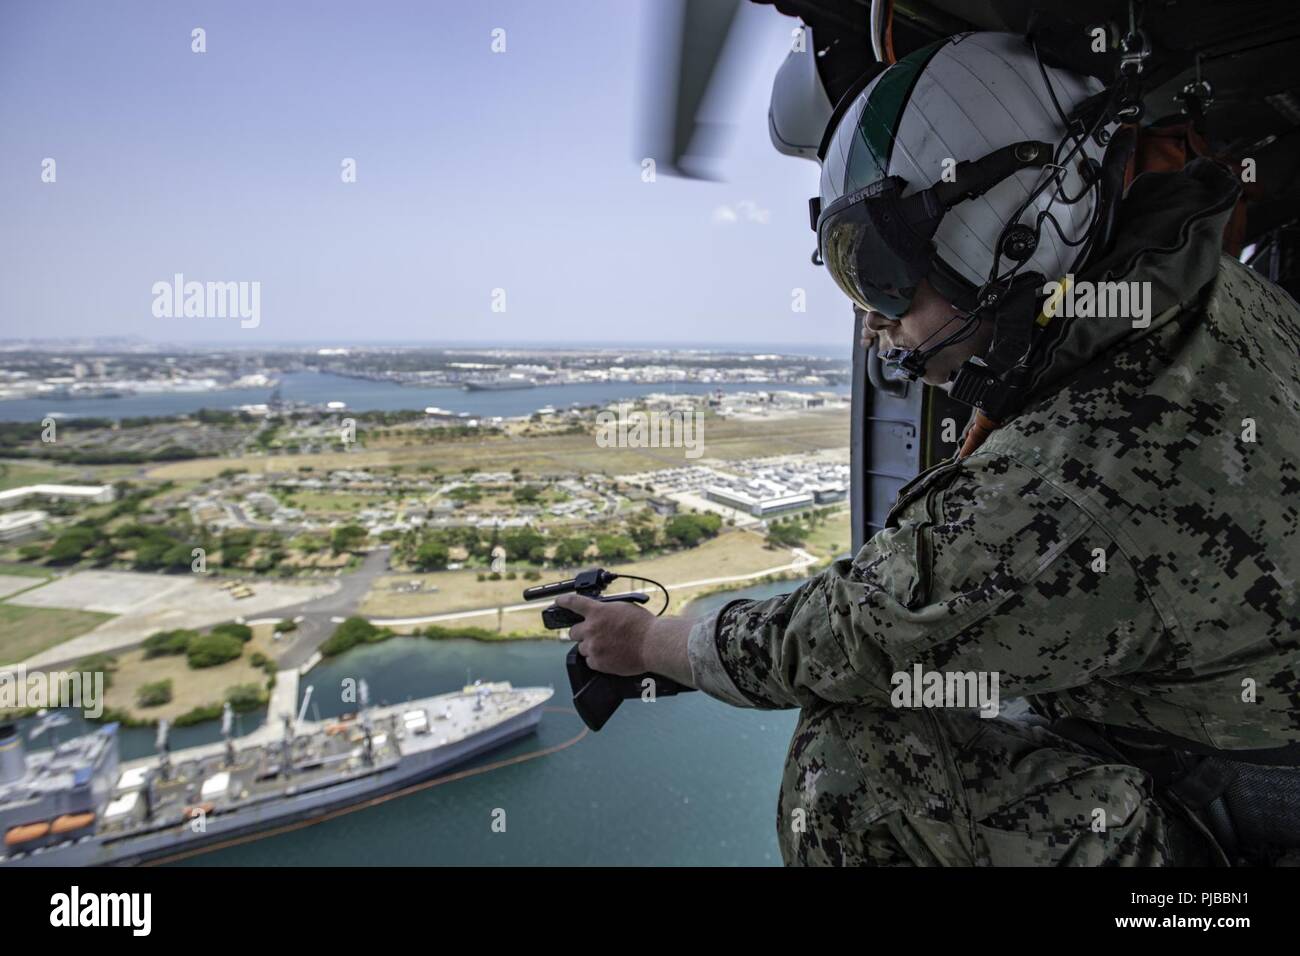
[801,507,852,559]
[391,564,816,637]
[145,408,851,482]
[0,459,84,491]
[0,603,114,665]
[0,562,55,579]
[275,490,381,514]
[362,529,792,619]
[98,622,278,722]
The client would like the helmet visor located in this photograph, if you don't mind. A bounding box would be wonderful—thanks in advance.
[817,176,943,320]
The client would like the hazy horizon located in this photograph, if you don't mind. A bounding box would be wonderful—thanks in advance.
[0,335,852,355]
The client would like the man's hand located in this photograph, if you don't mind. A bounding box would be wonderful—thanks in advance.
[554,593,651,676]
[856,305,879,351]
[553,592,696,688]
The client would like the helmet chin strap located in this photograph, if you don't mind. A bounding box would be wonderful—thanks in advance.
[879,310,984,381]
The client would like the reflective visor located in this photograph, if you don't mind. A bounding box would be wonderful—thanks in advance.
[816,176,943,319]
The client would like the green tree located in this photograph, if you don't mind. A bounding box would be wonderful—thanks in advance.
[174,704,223,727]
[162,541,195,571]
[448,485,482,504]
[414,539,450,571]
[502,529,545,562]
[76,653,117,690]
[143,629,197,658]
[136,679,173,708]
[766,522,808,548]
[320,616,393,656]
[186,633,244,668]
[512,484,542,504]
[131,536,174,570]
[595,534,637,563]
[664,513,722,548]
[331,524,368,554]
[553,537,590,566]
[221,529,255,566]
[47,526,98,563]
[225,683,267,712]
[212,622,253,643]
[630,524,659,554]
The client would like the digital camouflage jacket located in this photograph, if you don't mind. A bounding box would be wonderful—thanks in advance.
[687,158,1300,755]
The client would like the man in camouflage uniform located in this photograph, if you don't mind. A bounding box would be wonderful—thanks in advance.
[558,36,1300,866]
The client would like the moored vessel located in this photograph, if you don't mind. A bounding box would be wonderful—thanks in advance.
[0,680,552,866]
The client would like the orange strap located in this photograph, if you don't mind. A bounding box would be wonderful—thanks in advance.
[884,0,896,64]
[1124,120,1251,257]
[958,411,1000,458]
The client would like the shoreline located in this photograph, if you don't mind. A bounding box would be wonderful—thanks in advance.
[0,372,849,423]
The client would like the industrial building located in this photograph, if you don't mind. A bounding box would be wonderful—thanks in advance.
[0,484,116,510]
[0,510,48,542]
[705,486,813,518]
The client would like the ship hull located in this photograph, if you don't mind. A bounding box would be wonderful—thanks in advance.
[461,381,536,391]
[3,698,547,867]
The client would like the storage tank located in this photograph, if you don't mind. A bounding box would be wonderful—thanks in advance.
[0,725,26,786]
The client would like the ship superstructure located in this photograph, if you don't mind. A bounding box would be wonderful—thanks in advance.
[461,375,537,391]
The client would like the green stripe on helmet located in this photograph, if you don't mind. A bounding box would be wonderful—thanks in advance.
[843,39,949,195]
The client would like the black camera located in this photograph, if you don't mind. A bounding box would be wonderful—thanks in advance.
[523,568,694,731]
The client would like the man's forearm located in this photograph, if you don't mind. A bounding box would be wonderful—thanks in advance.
[640,592,821,711]
[642,615,696,689]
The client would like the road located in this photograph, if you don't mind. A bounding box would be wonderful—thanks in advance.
[368,547,818,627]
[11,542,813,679]
[271,546,392,670]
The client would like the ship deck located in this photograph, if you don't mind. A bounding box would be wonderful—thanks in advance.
[1,683,552,863]
[98,683,552,841]
[98,713,404,839]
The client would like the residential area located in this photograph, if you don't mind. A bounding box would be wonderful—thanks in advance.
[0,392,850,727]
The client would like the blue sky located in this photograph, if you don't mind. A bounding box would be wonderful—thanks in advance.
[0,0,853,348]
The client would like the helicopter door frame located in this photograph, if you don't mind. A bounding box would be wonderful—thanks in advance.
[849,309,965,554]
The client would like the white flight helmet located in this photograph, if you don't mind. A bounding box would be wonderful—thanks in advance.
[814,32,1112,321]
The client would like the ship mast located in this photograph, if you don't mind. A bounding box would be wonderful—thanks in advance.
[156,718,171,780]
[280,713,294,778]
[141,773,154,821]
[297,685,314,728]
[221,702,235,766]
[359,678,373,765]
[27,709,71,748]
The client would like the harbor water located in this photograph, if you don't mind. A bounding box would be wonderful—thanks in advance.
[22,580,806,866]
[0,371,847,422]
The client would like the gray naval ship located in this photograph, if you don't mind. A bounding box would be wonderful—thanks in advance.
[0,680,551,866]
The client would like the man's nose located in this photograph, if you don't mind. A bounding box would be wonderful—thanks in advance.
[864,311,895,333]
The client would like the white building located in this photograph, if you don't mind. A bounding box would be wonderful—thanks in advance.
[0,510,48,541]
[705,486,813,518]
[0,484,116,509]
